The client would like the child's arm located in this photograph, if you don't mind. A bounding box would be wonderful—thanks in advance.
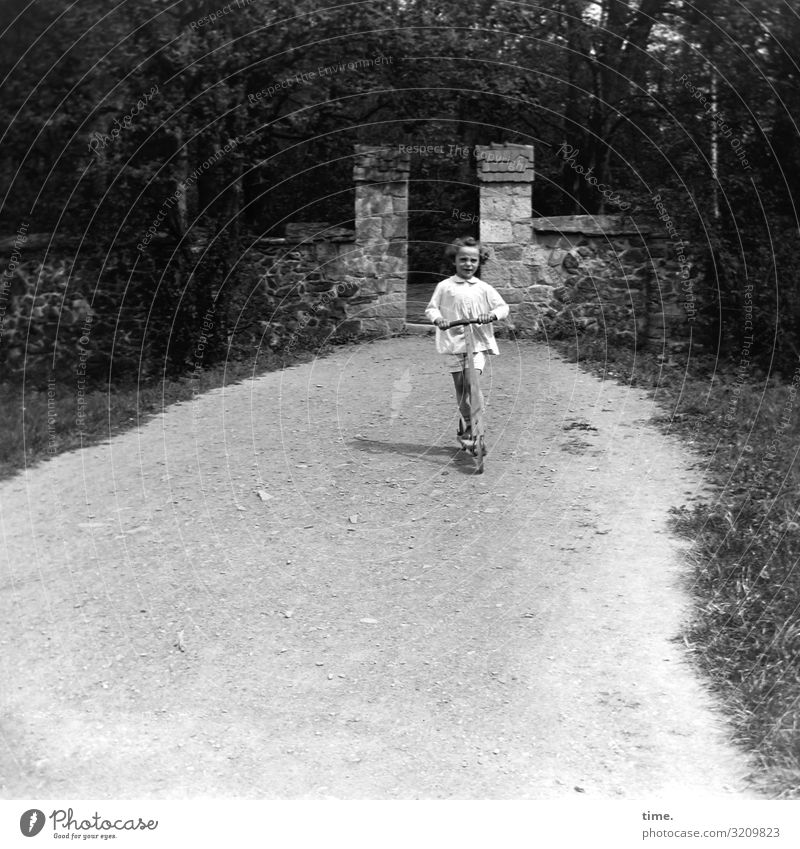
[424,283,449,328]
[478,285,509,323]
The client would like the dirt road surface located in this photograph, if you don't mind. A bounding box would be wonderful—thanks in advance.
[1,335,755,799]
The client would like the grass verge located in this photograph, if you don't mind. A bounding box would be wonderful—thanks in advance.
[552,335,800,799]
[0,344,337,482]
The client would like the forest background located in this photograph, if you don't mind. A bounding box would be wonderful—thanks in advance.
[2,0,800,797]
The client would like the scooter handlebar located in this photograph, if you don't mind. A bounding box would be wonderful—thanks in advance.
[441,316,497,330]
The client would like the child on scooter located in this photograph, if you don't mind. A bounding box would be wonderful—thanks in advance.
[424,237,509,443]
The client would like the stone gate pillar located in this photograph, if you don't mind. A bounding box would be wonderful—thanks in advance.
[346,144,410,334]
[475,143,540,327]
[476,143,534,245]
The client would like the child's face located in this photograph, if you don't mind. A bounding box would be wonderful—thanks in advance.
[454,246,480,279]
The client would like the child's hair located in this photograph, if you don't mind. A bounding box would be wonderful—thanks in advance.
[443,236,489,266]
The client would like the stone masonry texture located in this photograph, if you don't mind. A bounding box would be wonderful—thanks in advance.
[3,145,698,370]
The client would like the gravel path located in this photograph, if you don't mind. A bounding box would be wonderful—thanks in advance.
[1,335,755,799]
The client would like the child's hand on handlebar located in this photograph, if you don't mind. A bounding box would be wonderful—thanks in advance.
[434,318,449,329]
[477,313,496,324]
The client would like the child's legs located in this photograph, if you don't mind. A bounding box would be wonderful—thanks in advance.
[447,352,487,429]
[451,370,471,424]
[471,352,487,420]
[471,372,485,420]
[451,366,484,427]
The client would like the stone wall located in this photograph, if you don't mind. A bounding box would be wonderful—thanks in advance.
[0,144,413,382]
[250,146,411,339]
[0,227,365,381]
[0,234,93,379]
[525,217,653,346]
[1,143,702,380]
[531,216,699,349]
[256,145,699,349]
[477,145,698,349]
[245,223,361,349]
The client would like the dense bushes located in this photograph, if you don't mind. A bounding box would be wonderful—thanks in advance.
[0,225,360,388]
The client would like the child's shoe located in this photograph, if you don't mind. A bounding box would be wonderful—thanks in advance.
[457,420,473,448]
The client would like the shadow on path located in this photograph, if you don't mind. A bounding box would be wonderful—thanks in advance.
[349,438,480,476]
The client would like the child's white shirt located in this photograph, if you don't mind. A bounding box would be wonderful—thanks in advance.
[424,275,509,355]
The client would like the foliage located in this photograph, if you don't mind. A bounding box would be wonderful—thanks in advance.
[1,0,797,377]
